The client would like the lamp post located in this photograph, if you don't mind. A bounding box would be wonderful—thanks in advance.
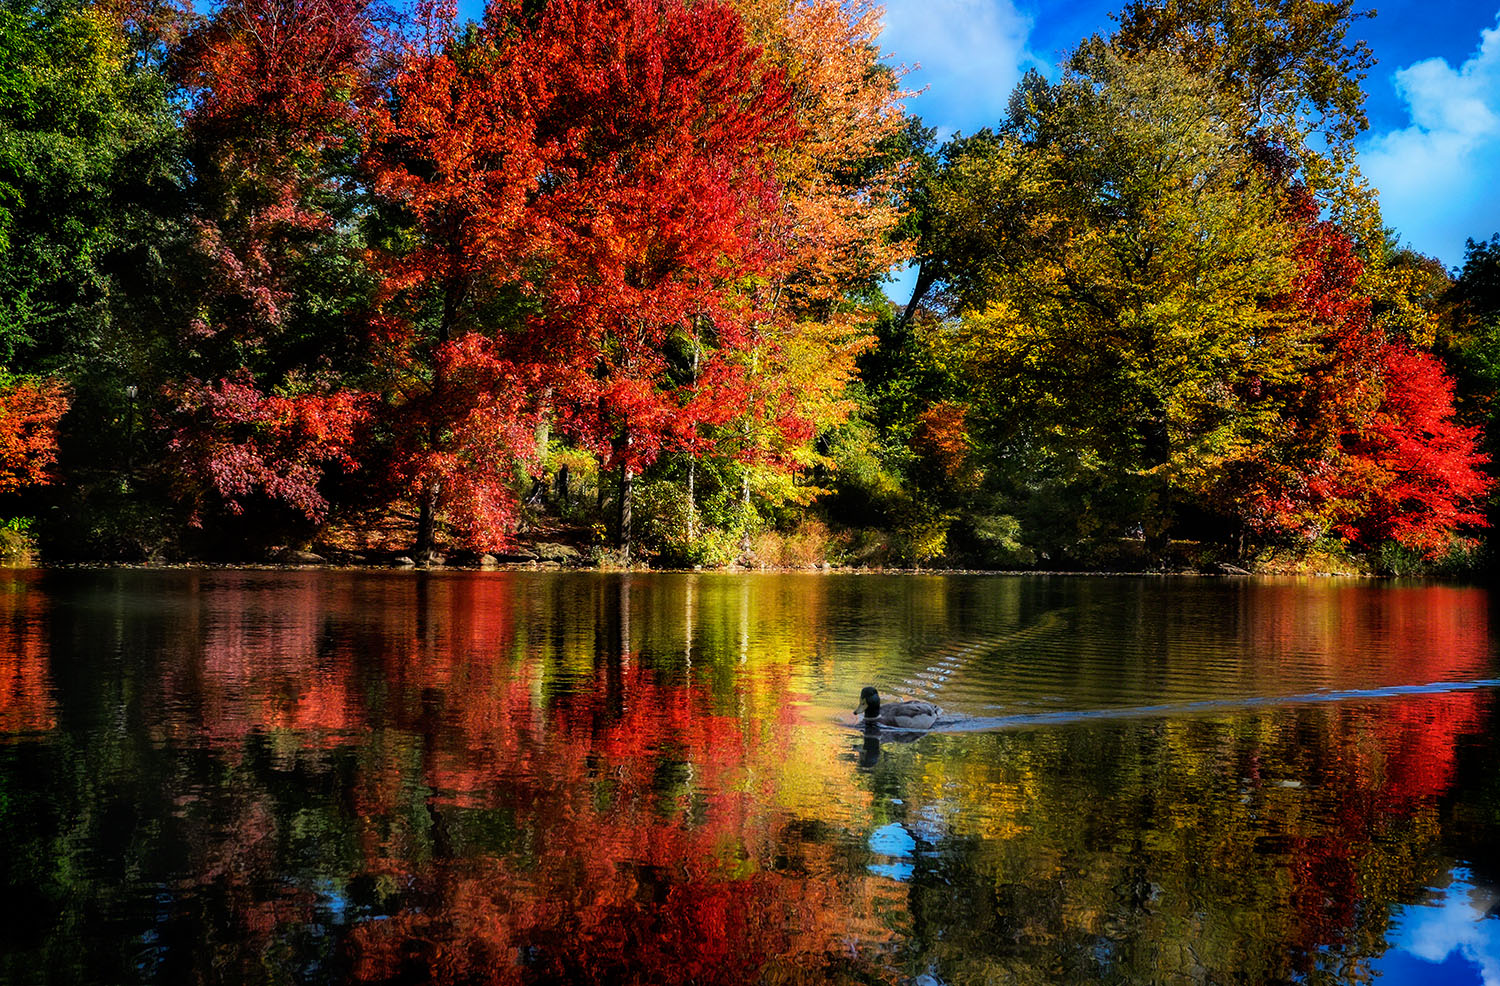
[124,385,137,474]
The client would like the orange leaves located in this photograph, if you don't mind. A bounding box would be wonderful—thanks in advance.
[913,401,972,481]
[0,376,69,496]
[730,0,910,438]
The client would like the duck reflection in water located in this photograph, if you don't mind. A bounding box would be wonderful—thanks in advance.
[856,720,929,767]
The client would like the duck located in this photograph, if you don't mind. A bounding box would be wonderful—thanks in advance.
[854,686,941,730]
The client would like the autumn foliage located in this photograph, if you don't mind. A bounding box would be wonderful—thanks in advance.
[0,377,68,495]
[164,373,365,522]
[1229,201,1489,556]
[0,0,1492,568]
[366,0,799,549]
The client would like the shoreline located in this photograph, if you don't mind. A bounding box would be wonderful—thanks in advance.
[11,559,1386,578]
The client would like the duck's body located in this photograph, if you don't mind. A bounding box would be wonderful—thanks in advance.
[855,687,941,730]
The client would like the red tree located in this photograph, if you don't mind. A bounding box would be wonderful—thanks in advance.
[1332,344,1489,553]
[1231,199,1490,555]
[0,377,68,495]
[368,0,796,553]
[164,372,364,523]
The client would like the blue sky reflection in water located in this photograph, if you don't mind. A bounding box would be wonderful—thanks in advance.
[0,570,1498,984]
[1374,871,1500,986]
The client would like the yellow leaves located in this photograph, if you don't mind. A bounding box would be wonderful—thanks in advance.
[1363,245,1452,350]
[728,0,910,436]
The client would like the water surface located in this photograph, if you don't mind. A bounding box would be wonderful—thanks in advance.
[1,570,1497,984]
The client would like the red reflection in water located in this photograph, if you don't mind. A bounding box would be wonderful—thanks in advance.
[0,580,53,735]
[186,580,366,750]
[1248,585,1493,685]
[343,660,888,984]
[134,575,894,983]
[1276,689,1491,964]
[346,646,885,985]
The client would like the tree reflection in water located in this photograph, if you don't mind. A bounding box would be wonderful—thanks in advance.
[0,570,1495,985]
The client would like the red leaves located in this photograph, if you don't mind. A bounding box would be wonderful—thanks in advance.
[165,373,366,522]
[0,377,69,496]
[367,0,797,547]
[1334,345,1489,553]
[520,0,795,472]
[1234,202,1491,555]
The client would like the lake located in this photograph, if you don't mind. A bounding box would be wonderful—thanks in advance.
[1,569,1497,985]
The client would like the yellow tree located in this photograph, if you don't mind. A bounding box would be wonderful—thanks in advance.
[710,0,911,540]
[938,50,1303,551]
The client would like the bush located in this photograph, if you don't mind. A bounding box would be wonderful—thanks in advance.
[0,517,34,563]
[635,479,739,568]
[750,519,834,568]
[889,506,953,567]
[1374,539,1484,578]
[964,513,1036,567]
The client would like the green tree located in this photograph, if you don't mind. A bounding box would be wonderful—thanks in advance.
[1098,0,1377,236]
[0,0,184,554]
[938,50,1301,555]
[0,0,179,375]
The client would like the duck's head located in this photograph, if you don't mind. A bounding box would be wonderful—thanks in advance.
[854,686,880,718]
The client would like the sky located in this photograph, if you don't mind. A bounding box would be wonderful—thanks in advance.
[879,0,1500,271]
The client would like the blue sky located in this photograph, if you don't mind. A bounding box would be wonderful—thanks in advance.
[879,0,1500,270]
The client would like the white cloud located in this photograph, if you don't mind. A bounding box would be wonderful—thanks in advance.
[1394,876,1500,985]
[1361,11,1500,267]
[879,0,1042,138]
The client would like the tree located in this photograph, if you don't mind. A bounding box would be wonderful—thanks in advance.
[0,0,182,553]
[1443,235,1500,479]
[0,376,69,495]
[165,0,377,530]
[1332,344,1488,554]
[1226,203,1489,557]
[0,0,180,375]
[369,0,795,556]
[935,49,1301,552]
[1100,0,1378,235]
[684,0,910,549]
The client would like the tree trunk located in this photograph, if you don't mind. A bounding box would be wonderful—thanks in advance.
[686,458,697,542]
[1140,393,1172,563]
[686,336,700,543]
[618,459,634,565]
[893,260,938,333]
[616,427,635,564]
[528,413,552,504]
[415,480,442,558]
[739,468,751,554]
[416,272,457,559]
